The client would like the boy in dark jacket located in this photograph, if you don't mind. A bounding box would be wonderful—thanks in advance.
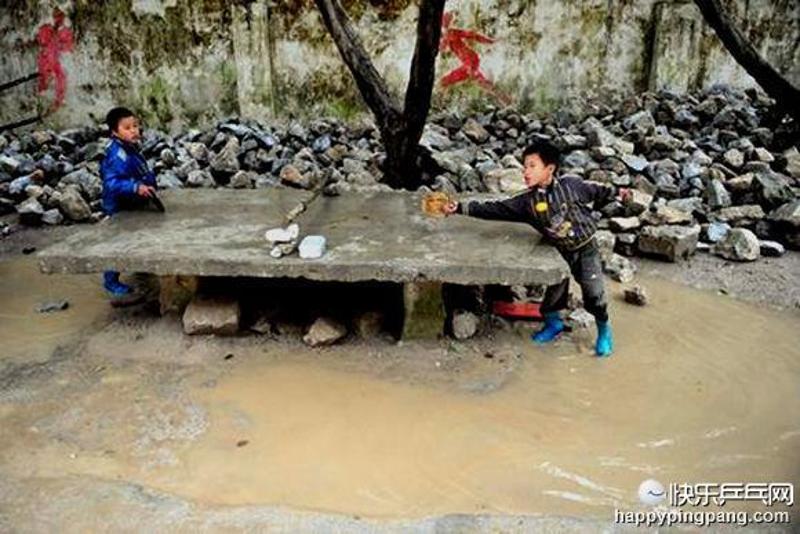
[100,106,157,297]
[444,140,628,357]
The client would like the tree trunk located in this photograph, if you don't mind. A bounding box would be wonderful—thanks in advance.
[314,0,446,189]
[693,0,800,122]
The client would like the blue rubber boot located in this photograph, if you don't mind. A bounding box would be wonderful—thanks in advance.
[103,271,132,297]
[531,311,564,344]
[595,321,613,357]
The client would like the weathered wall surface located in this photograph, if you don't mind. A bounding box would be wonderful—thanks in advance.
[0,0,798,130]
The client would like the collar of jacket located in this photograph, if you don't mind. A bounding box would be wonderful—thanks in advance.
[536,175,559,194]
[109,136,142,155]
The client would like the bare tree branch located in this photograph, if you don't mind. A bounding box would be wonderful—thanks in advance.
[314,0,447,188]
[314,0,401,125]
[693,0,800,121]
[403,0,446,139]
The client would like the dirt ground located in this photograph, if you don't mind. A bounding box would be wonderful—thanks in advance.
[1,225,798,533]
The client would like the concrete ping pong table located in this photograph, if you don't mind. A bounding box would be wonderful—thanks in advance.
[38,189,569,338]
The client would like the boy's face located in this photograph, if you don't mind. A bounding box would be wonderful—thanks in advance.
[114,116,141,144]
[523,153,556,188]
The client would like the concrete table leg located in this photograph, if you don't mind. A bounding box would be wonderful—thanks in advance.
[158,275,199,316]
[402,281,445,339]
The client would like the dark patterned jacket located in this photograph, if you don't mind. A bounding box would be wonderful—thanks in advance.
[457,175,617,251]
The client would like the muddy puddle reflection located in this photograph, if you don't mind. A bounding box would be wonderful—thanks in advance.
[154,279,800,518]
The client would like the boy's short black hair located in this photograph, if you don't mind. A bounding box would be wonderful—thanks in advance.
[105,106,135,132]
[522,140,561,169]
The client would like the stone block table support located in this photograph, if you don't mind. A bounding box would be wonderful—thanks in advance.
[402,281,446,339]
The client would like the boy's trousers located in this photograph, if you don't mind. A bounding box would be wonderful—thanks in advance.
[540,237,608,323]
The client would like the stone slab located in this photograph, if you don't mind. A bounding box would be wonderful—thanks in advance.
[38,189,568,286]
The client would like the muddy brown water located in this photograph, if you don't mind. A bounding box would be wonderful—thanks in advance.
[1,256,799,521]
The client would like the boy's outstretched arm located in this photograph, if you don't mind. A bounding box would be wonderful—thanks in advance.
[566,176,627,209]
[446,192,532,223]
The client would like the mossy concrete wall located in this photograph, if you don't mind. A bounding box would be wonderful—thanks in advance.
[0,0,798,130]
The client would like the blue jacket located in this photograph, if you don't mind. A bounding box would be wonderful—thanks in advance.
[101,137,156,214]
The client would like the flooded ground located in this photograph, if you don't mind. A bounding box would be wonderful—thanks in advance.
[1,231,799,531]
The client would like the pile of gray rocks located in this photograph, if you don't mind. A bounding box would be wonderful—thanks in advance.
[1,85,798,268]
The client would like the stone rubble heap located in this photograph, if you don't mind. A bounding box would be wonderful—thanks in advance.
[1,85,798,270]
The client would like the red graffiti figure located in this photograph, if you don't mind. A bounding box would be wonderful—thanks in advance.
[37,8,73,111]
[439,12,509,104]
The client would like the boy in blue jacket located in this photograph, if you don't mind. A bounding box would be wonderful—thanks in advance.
[100,106,157,297]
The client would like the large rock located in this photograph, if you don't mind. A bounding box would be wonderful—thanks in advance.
[752,171,794,210]
[623,285,649,306]
[667,197,704,214]
[185,142,209,163]
[644,133,681,152]
[565,134,589,150]
[594,229,616,261]
[621,154,649,173]
[0,154,20,173]
[759,240,785,257]
[157,171,183,189]
[712,205,765,226]
[564,308,593,330]
[229,170,255,189]
[753,147,774,163]
[500,154,523,169]
[705,179,731,209]
[182,296,240,335]
[9,172,42,196]
[622,110,656,135]
[451,310,479,340]
[722,148,744,169]
[608,216,640,232]
[41,208,63,225]
[638,225,700,261]
[342,157,366,175]
[58,186,91,221]
[16,197,44,225]
[603,253,636,282]
[726,172,754,192]
[583,117,631,153]
[420,124,453,151]
[303,317,347,347]
[485,168,525,193]
[766,200,800,250]
[781,147,800,180]
[705,221,731,243]
[614,232,638,256]
[209,137,240,175]
[767,200,800,228]
[186,169,215,188]
[625,189,653,216]
[430,149,470,175]
[640,205,693,226]
[61,168,102,200]
[462,118,490,144]
[711,228,760,262]
[279,164,311,189]
[562,150,592,169]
